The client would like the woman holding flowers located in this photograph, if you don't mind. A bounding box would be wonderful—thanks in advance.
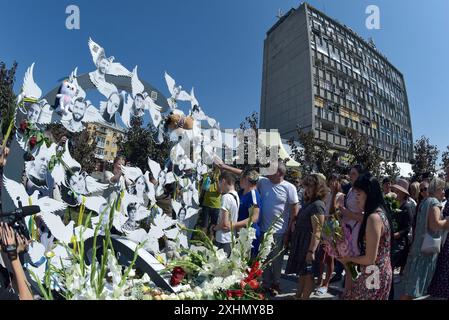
[400,178,449,300]
[286,174,327,299]
[337,173,393,300]
[337,164,365,295]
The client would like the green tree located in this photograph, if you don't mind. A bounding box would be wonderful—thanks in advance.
[288,126,335,178]
[346,128,383,177]
[411,136,439,182]
[0,61,18,141]
[118,116,171,171]
[381,143,401,180]
[441,146,449,170]
[236,111,260,170]
[47,123,97,173]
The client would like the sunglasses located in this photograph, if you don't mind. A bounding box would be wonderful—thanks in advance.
[420,188,428,192]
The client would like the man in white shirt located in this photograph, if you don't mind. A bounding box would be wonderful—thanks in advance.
[214,171,239,257]
[215,159,299,296]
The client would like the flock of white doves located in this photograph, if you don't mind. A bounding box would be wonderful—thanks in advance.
[1,38,226,282]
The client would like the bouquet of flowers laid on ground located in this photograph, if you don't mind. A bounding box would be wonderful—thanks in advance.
[316,215,358,280]
[31,203,147,300]
[161,214,277,300]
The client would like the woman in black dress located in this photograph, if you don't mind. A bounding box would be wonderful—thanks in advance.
[286,174,328,299]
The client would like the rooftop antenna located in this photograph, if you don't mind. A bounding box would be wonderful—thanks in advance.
[276,8,284,20]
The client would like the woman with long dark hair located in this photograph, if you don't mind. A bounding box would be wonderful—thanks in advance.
[337,164,365,295]
[337,173,393,300]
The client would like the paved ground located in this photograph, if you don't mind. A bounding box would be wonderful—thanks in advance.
[271,255,409,300]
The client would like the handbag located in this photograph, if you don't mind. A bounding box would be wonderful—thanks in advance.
[421,200,442,255]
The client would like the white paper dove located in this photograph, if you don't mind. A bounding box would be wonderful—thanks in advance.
[3,176,67,214]
[17,63,42,105]
[164,72,191,110]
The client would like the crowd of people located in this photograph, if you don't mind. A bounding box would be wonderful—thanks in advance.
[198,159,449,300]
[1,138,449,300]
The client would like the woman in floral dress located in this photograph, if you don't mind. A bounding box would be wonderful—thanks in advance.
[338,173,393,300]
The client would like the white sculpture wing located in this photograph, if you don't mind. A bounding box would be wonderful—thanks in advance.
[164,72,176,96]
[36,197,67,215]
[185,207,199,220]
[71,67,86,101]
[61,139,81,170]
[85,176,108,193]
[165,172,176,185]
[3,176,30,208]
[108,62,132,77]
[120,94,134,128]
[171,200,182,217]
[113,212,127,232]
[121,165,143,182]
[135,207,151,222]
[83,103,106,124]
[190,87,199,109]
[22,63,42,101]
[148,102,163,128]
[153,213,176,230]
[131,66,145,98]
[38,212,74,245]
[177,90,191,102]
[148,159,161,180]
[84,196,108,214]
[144,172,156,205]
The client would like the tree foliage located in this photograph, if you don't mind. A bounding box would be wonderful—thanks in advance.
[118,116,171,171]
[346,128,383,177]
[411,136,439,182]
[441,146,449,171]
[288,126,337,178]
[47,123,97,173]
[381,143,401,181]
[0,61,18,140]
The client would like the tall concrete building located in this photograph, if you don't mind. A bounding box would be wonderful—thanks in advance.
[260,2,413,162]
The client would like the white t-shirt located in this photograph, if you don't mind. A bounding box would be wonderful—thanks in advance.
[257,177,299,234]
[216,190,240,244]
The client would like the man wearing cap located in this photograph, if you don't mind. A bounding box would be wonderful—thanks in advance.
[390,179,414,287]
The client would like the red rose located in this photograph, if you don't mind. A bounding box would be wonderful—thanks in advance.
[29,136,37,149]
[234,290,244,298]
[19,120,28,133]
[226,290,233,299]
[248,279,260,290]
[255,269,263,277]
[252,261,260,270]
[170,267,186,286]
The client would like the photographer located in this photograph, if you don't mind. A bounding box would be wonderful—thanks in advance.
[0,223,33,300]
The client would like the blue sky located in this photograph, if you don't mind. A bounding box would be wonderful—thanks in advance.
[1,0,448,158]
